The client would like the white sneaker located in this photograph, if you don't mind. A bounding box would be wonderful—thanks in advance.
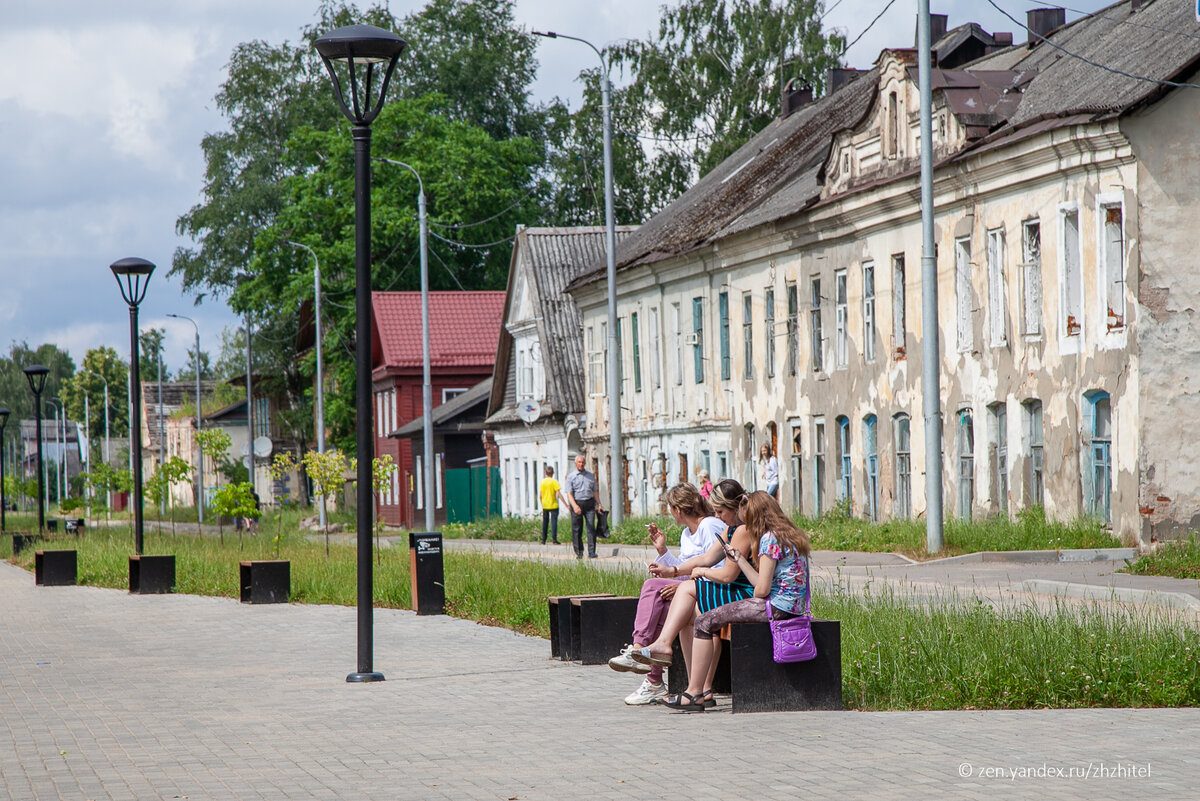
[608,644,652,674]
[624,678,668,705]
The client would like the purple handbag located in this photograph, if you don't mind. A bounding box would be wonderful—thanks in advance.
[766,562,816,663]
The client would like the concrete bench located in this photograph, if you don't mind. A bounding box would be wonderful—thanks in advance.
[668,619,843,713]
[548,594,613,660]
[34,549,77,586]
[570,596,639,665]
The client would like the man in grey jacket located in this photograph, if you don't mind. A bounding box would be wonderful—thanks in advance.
[564,453,604,559]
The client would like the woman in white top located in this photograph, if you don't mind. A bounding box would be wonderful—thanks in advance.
[759,444,780,499]
[607,482,728,705]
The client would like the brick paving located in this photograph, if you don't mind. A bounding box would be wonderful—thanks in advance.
[1,558,1197,800]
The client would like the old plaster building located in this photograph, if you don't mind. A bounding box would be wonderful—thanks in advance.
[569,0,1200,544]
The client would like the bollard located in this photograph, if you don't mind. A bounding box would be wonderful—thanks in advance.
[408,532,444,615]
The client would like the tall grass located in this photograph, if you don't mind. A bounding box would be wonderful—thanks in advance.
[1124,534,1200,579]
[5,528,1196,709]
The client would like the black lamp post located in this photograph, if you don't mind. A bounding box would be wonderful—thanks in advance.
[0,407,9,532]
[314,23,407,684]
[22,367,49,532]
[110,257,155,555]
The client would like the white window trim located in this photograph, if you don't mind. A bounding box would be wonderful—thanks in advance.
[1020,219,1043,341]
[1058,201,1084,355]
[1096,191,1128,350]
[862,262,876,363]
[955,236,973,353]
[986,228,1006,348]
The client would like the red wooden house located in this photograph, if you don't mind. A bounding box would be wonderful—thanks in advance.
[371,291,505,527]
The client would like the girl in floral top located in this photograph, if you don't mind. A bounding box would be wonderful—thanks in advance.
[661,490,812,711]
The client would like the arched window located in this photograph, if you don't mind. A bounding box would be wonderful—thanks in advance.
[958,408,974,520]
[863,414,878,521]
[1085,391,1112,522]
[893,413,911,520]
[836,416,851,504]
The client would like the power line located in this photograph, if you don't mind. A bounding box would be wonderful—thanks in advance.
[986,0,1200,90]
[428,230,516,250]
[840,0,900,56]
[426,184,540,231]
[1054,2,1200,42]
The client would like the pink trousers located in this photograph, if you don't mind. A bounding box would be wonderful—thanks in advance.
[632,577,681,683]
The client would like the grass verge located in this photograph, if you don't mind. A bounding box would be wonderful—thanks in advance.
[1123,534,1200,580]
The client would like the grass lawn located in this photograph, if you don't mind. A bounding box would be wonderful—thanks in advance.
[1123,534,1200,580]
[5,524,1195,710]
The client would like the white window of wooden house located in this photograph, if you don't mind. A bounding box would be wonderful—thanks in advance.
[649,306,662,389]
[1060,206,1083,339]
[862,262,876,363]
[671,302,683,386]
[893,413,911,520]
[587,326,604,397]
[742,291,754,380]
[986,228,1006,347]
[376,392,384,437]
[719,291,731,381]
[1021,220,1042,337]
[435,452,444,509]
[631,312,642,393]
[834,270,848,368]
[790,424,803,513]
[810,278,824,372]
[786,282,799,376]
[765,288,776,378]
[892,254,906,358]
[955,236,973,352]
[989,402,1008,516]
[416,454,424,510]
[1086,391,1112,523]
[1100,203,1125,331]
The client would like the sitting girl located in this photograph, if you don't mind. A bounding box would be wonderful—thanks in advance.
[648,490,812,711]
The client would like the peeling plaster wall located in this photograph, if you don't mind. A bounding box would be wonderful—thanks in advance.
[1124,84,1200,542]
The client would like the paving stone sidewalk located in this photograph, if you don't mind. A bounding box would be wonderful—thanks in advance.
[1,560,1196,801]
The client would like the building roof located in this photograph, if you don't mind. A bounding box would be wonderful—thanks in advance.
[570,0,1200,283]
[392,377,492,437]
[487,226,637,425]
[371,291,506,373]
[142,380,216,454]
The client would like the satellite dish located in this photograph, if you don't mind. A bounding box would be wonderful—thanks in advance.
[241,455,252,468]
[516,399,540,424]
[253,436,273,457]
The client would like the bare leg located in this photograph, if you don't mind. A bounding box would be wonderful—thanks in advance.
[685,636,719,697]
[701,638,723,691]
[643,581,698,659]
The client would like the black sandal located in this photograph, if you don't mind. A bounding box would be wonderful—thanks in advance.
[662,692,706,712]
[698,688,717,709]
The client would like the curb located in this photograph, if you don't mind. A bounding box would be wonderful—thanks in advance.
[1015,579,1200,611]
[923,548,1137,565]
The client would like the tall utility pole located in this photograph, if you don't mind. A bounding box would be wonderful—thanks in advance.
[158,348,166,516]
[285,242,326,530]
[918,0,944,552]
[245,312,255,500]
[167,314,203,523]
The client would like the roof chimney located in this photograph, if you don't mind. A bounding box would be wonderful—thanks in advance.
[915,13,949,47]
[827,68,862,96]
[1026,7,1066,44]
[781,80,814,118]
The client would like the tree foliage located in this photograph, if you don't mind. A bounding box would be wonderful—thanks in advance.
[0,341,76,423]
[61,346,129,442]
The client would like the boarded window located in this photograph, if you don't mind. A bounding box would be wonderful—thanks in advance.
[765,288,776,378]
[987,229,1006,347]
[1061,208,1082,338]
[1102,205,1125,331]
[956,236,973,352]
[786,283,799,376]
[892,254,906,357]
[863,263,876,363]
[1021,221,1042,337]
[719,291,731,380]
[835,270,848,368]
[743,291,754,380]
[810,278,823,371]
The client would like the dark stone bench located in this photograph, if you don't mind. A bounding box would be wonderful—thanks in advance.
[570,596,639,665]
[34,549,77,586]
[10,531,38,556]
[239,560,290,604]
[668,619,842,713]
[548,594,613,660]
[129,555,176,594]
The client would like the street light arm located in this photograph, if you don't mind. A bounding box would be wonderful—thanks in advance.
[532,30,607,71]
[373,158,424,199]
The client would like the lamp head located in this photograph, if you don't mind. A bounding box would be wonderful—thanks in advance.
[110,257,156,308]
[23,365,49,396]
[532,30,558,38]
[314,24,407,126]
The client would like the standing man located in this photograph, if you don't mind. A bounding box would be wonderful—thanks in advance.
[539,465,563,545]
[565,453,603,559]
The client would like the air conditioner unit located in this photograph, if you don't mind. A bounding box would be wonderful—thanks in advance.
[684,332,699,346]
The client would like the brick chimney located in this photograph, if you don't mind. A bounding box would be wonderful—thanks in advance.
[782,80,814,118]
[827,68,862,96]
[1026,7,1066,44]
[915,13,949,47]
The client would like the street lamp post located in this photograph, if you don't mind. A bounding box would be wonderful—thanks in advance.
[0,407,9,532]
[375,158,434,532]
[315,22,407,683]
[23,366,49,532]
[47,398,64,502]
[166,313,203,523]
[110,257,155,555]
[284,241,327,531]
[83,370,111,514]
[532,30,623,524]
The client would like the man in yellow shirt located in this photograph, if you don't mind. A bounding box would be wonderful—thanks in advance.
[539,465,566,544]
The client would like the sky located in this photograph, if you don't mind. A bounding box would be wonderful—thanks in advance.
[0,0,1116,377]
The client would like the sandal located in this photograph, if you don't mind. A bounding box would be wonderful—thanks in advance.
[629,646,672,668]
[698,688,717,709]
[661,691,706,712]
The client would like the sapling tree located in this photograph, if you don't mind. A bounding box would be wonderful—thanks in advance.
[159,456,193,536]
[195,428,232,545]
[211,481,257,550]
[301,447,345,558]
[269,450,298,557]
[353,454,398,563]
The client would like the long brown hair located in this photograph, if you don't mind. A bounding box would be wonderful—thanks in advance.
[664,482,714,519]
[739,491,811,558]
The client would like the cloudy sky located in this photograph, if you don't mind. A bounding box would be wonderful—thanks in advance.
[0,0,1113,375]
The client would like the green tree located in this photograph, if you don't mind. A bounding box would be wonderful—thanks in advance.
[195,428,232,544]
[0,341,76,423]
[175,346,214,382]
[83,463,119,524]
[269,450,298,557]
[353,454,397,562]
[211,482,257,549]
[139,328,168,382]
[302,447,346,558]
[61,346,130,442]
[159,456,193,536]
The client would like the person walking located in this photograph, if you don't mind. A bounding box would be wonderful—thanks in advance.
[539,465,564,544]
[565,453,604,559]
